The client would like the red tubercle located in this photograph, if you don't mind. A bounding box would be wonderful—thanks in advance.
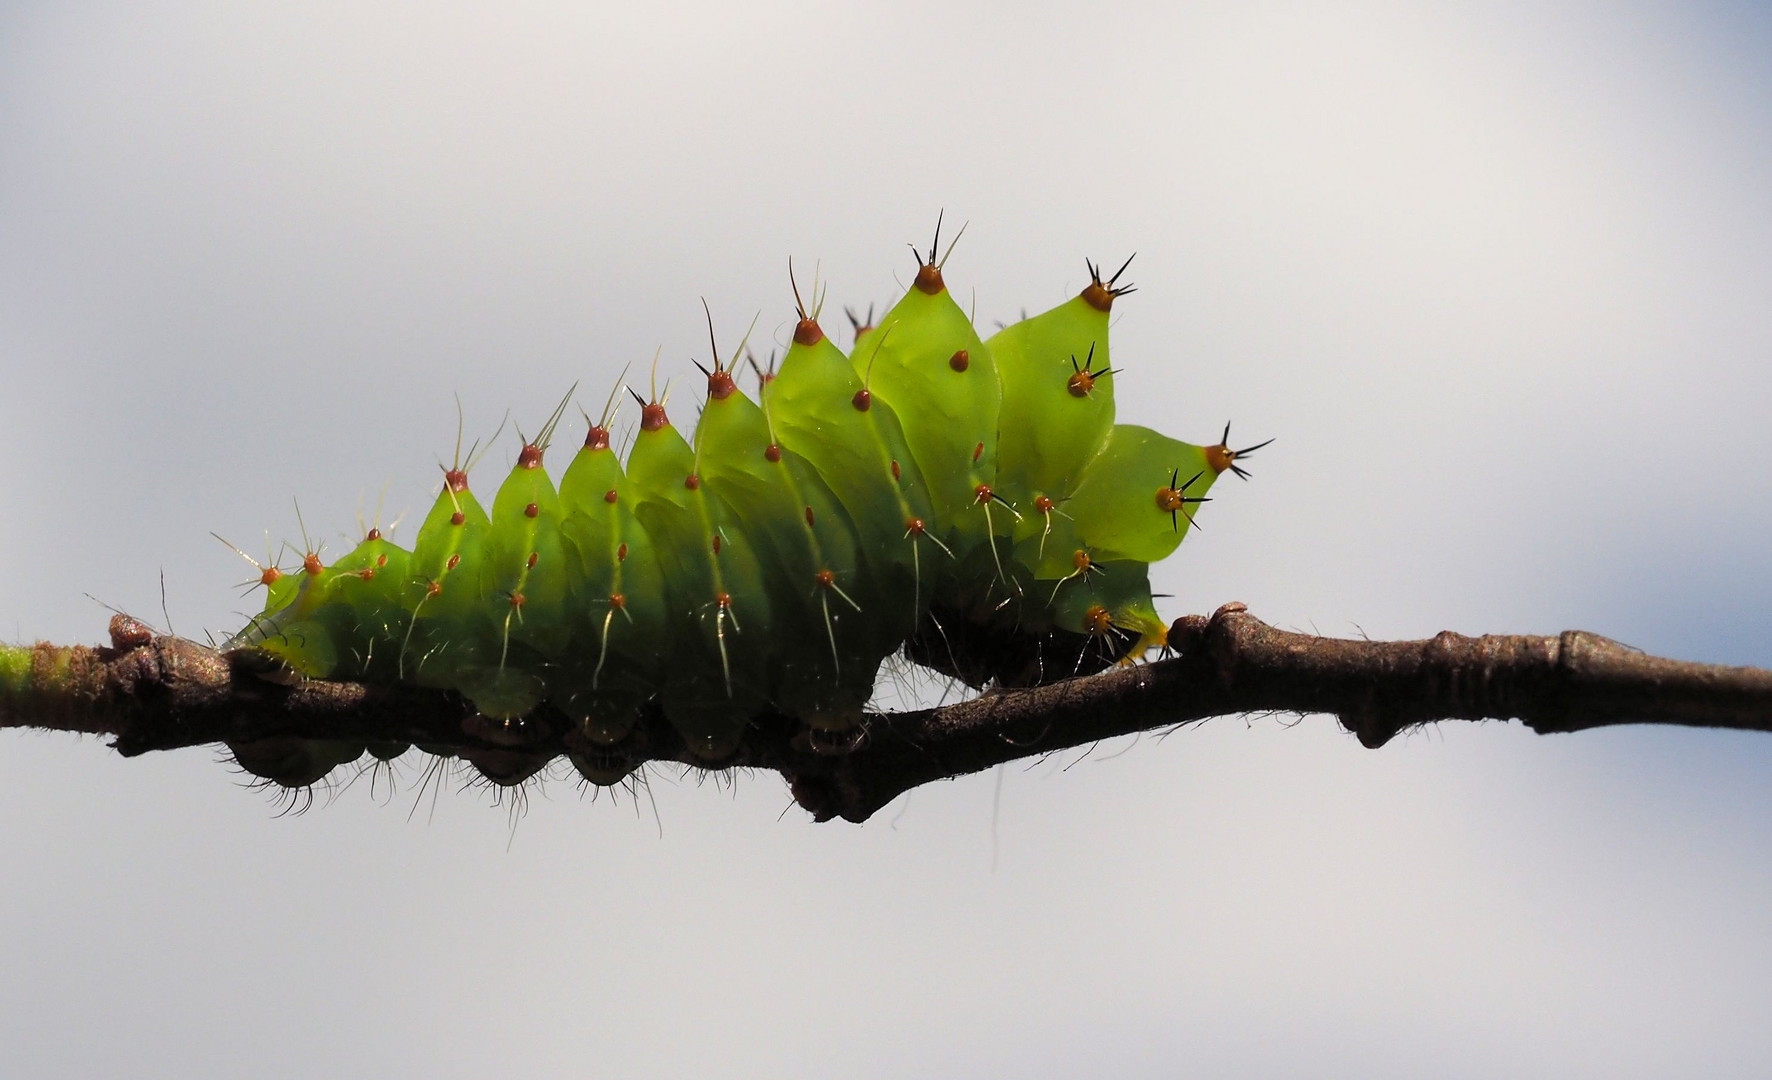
[609,592,626,610]
[517,444,544,469]
[585,425,611,451]
[260,567,283,587]
[684,473,700,491]
[913,263,945,295]
[706,369,736,400]
[365,527,382,542]
[973,483,994,505]
[604,489,618,504]
[302,552,324,576]
[794,318,824,346]
[1081,281,1116,312]
[949,349,969,372]
[524,502,540,518]
[1082,254,1136,312]
[526,551,539,569]
[852,388,872,412]
[450,511,466,526]
[640,402,669,432]
[1034,495,1055,514]
[444,468,470,494]
[764,444,782,463]
[446,553,461,570]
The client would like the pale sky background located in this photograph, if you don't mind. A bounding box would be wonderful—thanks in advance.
[4,2,1772,1076]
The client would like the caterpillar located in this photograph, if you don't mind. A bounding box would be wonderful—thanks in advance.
[220,224,1268,789]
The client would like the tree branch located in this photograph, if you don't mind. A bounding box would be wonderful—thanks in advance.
[5,605,1771,823]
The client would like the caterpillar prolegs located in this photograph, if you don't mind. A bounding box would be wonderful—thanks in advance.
[223,229,1269,782]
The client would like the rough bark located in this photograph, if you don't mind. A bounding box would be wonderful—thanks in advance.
[4,605,1770,823]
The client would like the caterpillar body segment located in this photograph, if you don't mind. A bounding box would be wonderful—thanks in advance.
[856,270,1001,557]
[448,448,571,719]
[551,422,669,744]
[623,398,777,758]
[695,372,886,731]
[770,323,936,621]
[226,240,1262,776]
[986,288,1116,530]
[321,528,413,680]
[1059,424,1217,567]
[401,477,495,686]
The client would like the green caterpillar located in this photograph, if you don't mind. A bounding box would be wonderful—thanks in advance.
[222,226,1267,783]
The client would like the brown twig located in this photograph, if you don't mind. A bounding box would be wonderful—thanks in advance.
[5,605,1771,823]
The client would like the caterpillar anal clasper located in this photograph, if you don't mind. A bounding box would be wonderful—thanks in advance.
[224,238,1265,776]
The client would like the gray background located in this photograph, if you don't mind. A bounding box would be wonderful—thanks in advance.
[4,2,1772,1076]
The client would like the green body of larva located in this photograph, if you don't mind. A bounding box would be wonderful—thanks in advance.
[225,243,1260,773]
